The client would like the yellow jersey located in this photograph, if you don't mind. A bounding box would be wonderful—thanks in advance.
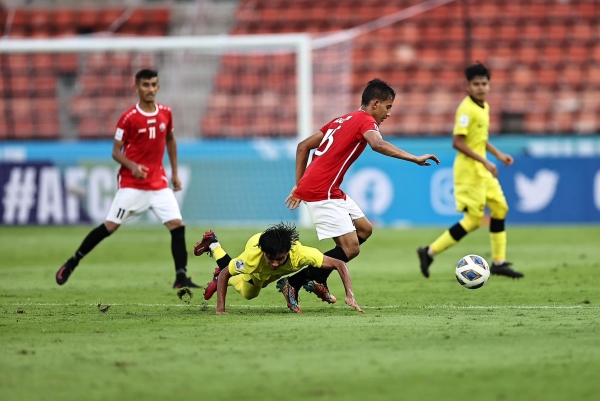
[453,96,493,185]
[228,233,324,288]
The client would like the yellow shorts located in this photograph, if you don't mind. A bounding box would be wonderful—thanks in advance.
[228,274,280,300]
[454,178,508,219]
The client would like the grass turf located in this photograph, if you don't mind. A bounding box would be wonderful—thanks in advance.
[1,225,599,401]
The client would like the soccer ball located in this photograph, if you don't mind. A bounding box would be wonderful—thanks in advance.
[455,254,490,289]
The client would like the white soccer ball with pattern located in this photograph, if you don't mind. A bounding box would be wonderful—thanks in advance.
[455,254,490,289]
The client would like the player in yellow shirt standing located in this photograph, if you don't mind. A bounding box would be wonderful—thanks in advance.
[193,222,364,314]
[418,63,524,279]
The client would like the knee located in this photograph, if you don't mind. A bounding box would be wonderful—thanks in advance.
[490,204,509,220]
[243,292,259,300]
[104,221,120,234]
[357,225,373,240]
[343,244,360,260]
[166,219,185,231]
[461,213,482,232]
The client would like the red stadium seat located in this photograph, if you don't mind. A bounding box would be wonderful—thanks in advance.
[524,113,549,135]
[53,9,75,30]
[13,120,36,139]
[547,24,568,42]
[10,9,27,30]
[31,54,54,72]
[77,9,99,32]
[86,53,110,72]
[29,9,50,26]
[7,55,29,73]
[9,76,31,97]
[54,53,79,75]
[570,22,592,42]
[33,75,57,97]
[99,8,125,31]
[574,112,598,134]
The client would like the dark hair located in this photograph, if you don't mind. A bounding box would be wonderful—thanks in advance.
[361,78,396,106]
[465,63,490,81]
[258,222,300,258]
[135,69,158,84]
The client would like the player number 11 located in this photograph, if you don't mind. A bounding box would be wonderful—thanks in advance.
[149,126,156,139]
[314,126,341,156]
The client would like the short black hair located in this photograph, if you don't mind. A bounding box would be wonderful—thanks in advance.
[361,78,396,106]
[465,63,490,81]
[135,69,158,84]
[258,222,300,258]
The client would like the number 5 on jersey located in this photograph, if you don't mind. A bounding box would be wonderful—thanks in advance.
[315,126,341,156]
[149,126,156,139]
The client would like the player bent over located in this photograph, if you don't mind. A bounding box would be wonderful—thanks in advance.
[417,63,523,279]
[55,69,199,289]
[193,222,363,315]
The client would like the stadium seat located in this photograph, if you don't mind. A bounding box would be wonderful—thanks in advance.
[99,8,125,31]
[54,53,79,75]
[77,9,99,32]
[53,9,75,30]
[34,75,57,97]
[32,54,54,72]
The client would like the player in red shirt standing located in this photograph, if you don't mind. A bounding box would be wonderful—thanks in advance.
[55,69,198,289]
[280,79,439,309]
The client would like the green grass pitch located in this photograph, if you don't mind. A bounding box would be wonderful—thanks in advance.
[1,225,599,401]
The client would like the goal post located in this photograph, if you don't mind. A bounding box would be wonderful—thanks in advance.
[0,34,320,226]
[0,34,314,142]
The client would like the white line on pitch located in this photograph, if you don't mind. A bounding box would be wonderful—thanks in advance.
[1,302,597,310]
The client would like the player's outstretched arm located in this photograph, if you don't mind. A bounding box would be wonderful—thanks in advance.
[363,130,440,166]
[453,135,498,177]
[215,268,232,315]
[111,139,148,179]
[321,255,364,313]
[486,141,514,167]
[166,131,182,191]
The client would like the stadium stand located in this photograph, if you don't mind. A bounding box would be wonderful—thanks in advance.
[0,6,170,139]
[1,1,599,138]
[202,0,600,137]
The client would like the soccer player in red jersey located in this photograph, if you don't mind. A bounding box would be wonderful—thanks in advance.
[279,79,439,307]
[55,69,198,289]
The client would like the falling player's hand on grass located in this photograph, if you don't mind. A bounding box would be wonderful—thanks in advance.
[171,173,182,191]
[345,296,364,313]
[414,154,441,166]
[131,164,149,179]
[285,186,302,210]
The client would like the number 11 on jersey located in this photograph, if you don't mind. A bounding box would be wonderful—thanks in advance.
[149,126,156,139]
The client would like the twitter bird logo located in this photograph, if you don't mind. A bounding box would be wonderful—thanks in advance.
[515,170,559,213]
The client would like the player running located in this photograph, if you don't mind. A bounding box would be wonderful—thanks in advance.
[417,63,524,279]
[282,78,440,304]
[193,223,363,315]
[55,69,199,289]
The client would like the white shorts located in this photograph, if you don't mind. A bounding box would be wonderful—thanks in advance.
[304,196,365,240]
[106,188,182,225]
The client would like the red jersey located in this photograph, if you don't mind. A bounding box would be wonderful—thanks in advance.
[294,110,379,202]
[114,103,173,190]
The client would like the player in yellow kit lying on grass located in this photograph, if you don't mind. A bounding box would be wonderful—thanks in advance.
[193,222,364,315]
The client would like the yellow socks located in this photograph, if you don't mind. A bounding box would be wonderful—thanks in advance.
[490,231,507,263]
